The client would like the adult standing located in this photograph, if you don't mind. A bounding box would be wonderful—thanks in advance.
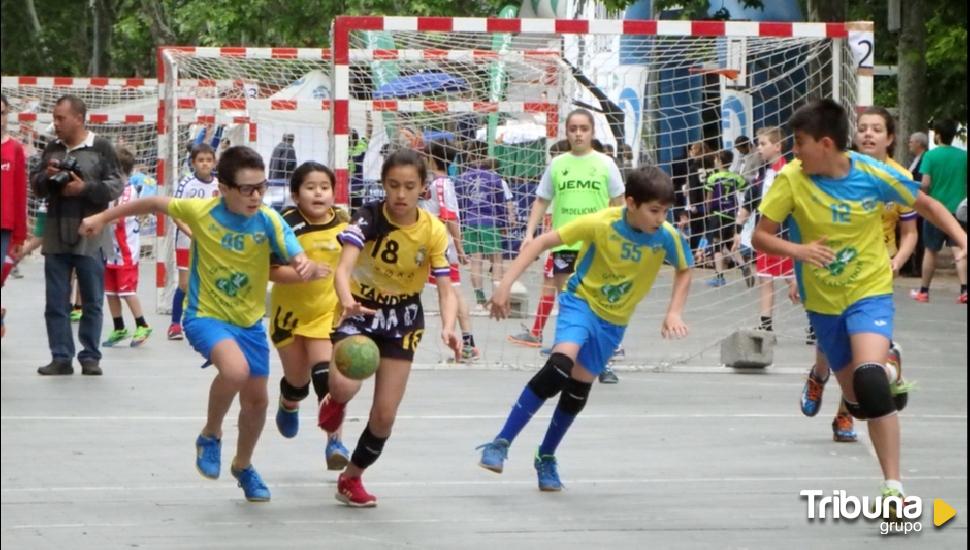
[907,132,928,182]
[30,95,124,375]
[1,94,29,338]
[269,133,297,181]
[912,119,968,304]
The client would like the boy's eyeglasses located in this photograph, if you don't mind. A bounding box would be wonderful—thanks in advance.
[230,180,268,197]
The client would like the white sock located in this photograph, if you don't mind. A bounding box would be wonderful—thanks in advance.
[884,479,904,495]
[884,364,898,382]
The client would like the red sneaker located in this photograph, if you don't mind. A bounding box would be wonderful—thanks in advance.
[318,395,347,433]
[335,474,377,507]
[167,323,184,340]
[909,289,929,303]
[958,292,967,305]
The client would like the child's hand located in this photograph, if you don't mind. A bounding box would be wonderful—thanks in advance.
[890,255,905,275]
[661,313,688,339]
[955,245,968,262]
[290,253,315,281]
[796,238,835,268]
[488,287,511,320]
[787,282,801,304]
[340,301,377,322]
[78,213,105,238]
[441,328,461,357]
[313,262,332,280]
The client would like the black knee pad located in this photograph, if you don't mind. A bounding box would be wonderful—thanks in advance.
[350,424,388,470]
[851,362,896,419]
[527,352,574,399]
[310,361,330,402]
[280,376,310,403]
[557,378,593,416]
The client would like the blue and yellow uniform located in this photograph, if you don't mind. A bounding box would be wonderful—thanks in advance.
[269,207,347,348]
[553,207,692,374]
[169,197,302,377]
[335,201,450,361]
[758,151,920,371]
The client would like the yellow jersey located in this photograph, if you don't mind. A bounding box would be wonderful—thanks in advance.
[558,207,692,326]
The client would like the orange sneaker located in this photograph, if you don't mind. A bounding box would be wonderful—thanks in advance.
[832,413,857,442]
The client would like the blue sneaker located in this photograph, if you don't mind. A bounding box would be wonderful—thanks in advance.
[195,434,221,479]
[706,276,727,288]
[534,451,563,491]
[539,347,552,357]
[799,366,828,417]
[275,398,299,439]
[231,464,271,502]
[476,438,510,473]
[326,436,351,471]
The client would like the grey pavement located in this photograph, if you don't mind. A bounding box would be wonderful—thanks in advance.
[1,257,966,549]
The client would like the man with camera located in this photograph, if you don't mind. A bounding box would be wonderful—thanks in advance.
[30,95,124,375]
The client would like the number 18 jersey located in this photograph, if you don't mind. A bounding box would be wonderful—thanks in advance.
[338,201,450,306]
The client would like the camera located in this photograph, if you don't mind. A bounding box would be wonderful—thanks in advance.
[47,156,80,191]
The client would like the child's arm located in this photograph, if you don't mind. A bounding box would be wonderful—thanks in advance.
[79,196,171,238]
[661,267,691,339]
[334,244,377,320]
[913,191,968,258]
[891,218,919,274]
[490,230,563,319]
[521,197,551,250]
[444,219,466,263]
[270,262,331,284]
[434,277,461,354]
[752,217,836,268]
[173,218,193,239]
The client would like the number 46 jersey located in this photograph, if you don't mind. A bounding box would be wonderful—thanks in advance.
[338,201,450,307]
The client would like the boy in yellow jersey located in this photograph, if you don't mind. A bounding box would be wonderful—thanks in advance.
[478,166,692,491]
[79,146,314,502]
[753,100,966,509]
[268,162,353,470]
[800,107,919,442]
[319,149,461,507]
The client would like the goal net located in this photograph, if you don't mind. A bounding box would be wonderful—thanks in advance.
[332,16,871,368]
[1,76,160,257]
[157,47,334,312]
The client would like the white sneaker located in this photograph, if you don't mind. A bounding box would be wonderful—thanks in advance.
[471,303,491,317]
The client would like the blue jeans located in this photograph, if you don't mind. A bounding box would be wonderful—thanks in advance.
[0,229,10,265]
[44,252,105,363]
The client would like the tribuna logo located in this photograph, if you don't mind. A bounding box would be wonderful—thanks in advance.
[801,490,922,521]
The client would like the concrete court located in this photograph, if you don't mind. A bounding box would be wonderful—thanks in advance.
[1,257,966,549]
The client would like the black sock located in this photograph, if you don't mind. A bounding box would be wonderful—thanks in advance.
[73,304,82,311]
[462,332,475,348]
[474,288,486,304]
[760,316,773,331]
[135,316,148,328]
[113,316,125,331]
[350,425,388,470]
[920,286,930,294]
[961,285,967,294]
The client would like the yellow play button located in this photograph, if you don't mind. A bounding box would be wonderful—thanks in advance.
[934,499,957,527]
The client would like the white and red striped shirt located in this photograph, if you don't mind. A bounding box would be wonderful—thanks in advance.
[107,184,140,267]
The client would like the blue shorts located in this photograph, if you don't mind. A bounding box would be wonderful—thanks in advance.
[183,316,270,378]
[553,293,626,376]
[807,295,894,373]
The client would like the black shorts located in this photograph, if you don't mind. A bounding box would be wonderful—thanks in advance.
[331,295,425,362]
[923,216,966,252]
[552,251,578,275]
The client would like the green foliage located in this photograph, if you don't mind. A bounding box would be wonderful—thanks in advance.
[923,1,967,121]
